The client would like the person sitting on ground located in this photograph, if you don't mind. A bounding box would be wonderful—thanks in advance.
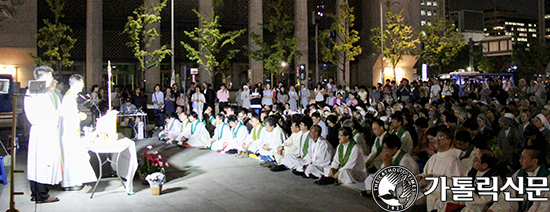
[320,127,367,186]
[271,119,303,172]
[311,112,328,139]
[488,146,550,212]
[302,125,334,179]
[389,113,413,154]
[236,113,266,158]
[341,119,368,156]
[173,111,211,147]
[258,116,287,167]
[159,113,181,142]
[460,149,501,212]
[454,129,480,174]
[362,133,419,197]
[416,128,463,212]
[210,113,233,152]
[225,115,249,154]
[281,116,313,175]
[365,119,389,174]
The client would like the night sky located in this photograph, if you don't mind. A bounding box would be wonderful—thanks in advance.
[451,0,538,15]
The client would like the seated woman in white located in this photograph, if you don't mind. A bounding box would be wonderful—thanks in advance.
[210,113,233,151]
[173,111,211,147]
[158,113,181,141]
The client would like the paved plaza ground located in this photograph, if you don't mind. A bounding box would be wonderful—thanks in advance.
[0,136,393,212]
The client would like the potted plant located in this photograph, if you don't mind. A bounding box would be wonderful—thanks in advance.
[145,172,165,195]
[138,145,169,194]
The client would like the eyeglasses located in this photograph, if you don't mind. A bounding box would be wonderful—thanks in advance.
[437,136,447,140]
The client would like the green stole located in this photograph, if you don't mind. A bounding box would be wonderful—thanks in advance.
[518,165,550,211]
[337,139,356,171]
[190,120,200,134]
[393,127,406,138]
[180,120,190,132]
[217,123,226,140]
[232,123,243,138]
[252,124,263,140]
[392,150,407,166]
[374,133,389,158]
[460,145,475,160]
[300,132,310,157]
[352,130,359,138]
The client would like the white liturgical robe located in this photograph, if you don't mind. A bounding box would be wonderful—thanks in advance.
[60,89,97,187]
[243,124,267,153]
[418,148,463,212]
[365,132,389,171]
[303,137,334,178]
[178,120,211,147]
[25,90,63,185]
[329,141,367,184]
[258,126,287,163]
[158,118,181,140]
[210,123,233,151]
[281,131,310,172]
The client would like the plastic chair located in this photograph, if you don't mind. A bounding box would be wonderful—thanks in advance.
[0,156,7,185]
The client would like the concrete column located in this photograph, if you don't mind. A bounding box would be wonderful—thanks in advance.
[86,0,102,92]
[198,0,213,85]
[249,0,263,85]
[145,0,161,92]
[295,0,308,88]
[336,0,349,87]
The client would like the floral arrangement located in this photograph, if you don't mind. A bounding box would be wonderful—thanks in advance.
[138,145,169,176]
[145,172,166,186]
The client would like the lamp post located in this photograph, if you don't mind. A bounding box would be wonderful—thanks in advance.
[312,11,321,85]
[171,0,175,87]
[380,0,384,84]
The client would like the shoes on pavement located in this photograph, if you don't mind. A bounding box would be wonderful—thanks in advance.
[315,176,336,185]
[63,185,83,191]
[37,196,59,204]
[292,170,305,176]
[270,165,289,172]
[225,149,238,154]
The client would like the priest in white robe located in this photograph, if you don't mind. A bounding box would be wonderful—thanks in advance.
[454,130,480,175]
[270,120,303,171]
[323,127,367,185]
[210,114,233,151]
[175,111,211,147]
[60,74,96,190]
[488,147,550,212]
[281,117,313,173]
[236,113,266,157]
[365,119,389,173]
[461,149,501,212]
[378,134,419,174]
[258,116,287,166]
[225,115,249,152]
[303,125,334,178]
[390,114,413,154]
[159,114,181,141]
[25,66,62,202]
[416,128,463,212]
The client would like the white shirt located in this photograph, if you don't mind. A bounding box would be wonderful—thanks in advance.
[330,141,366,173]
[303,137,334,167]
[281,131,303,156]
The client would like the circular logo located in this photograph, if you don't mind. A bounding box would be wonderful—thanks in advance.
[372,166,419,212]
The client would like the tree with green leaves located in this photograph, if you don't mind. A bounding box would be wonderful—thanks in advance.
[419,1,464,74]
[31,0,76,72]
[319,1,362,86]
[181,9,246,84]
[123,0,172,90]
[372,1,420,81]
[248,0,301,84]
[513,41,550,76]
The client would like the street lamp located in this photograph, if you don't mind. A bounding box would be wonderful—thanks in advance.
[281,61,287,67]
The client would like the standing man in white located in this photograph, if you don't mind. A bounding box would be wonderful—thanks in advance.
[25,66,62,203]
[60,74,97,191]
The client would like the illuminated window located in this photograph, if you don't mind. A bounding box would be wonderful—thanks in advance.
[421,10,426,16]
[517,28,527,32]
[529,28,536,32]
[546,14,550,19]
[427,1,432,6]
[528,24,532,27]
[427,10,432,16]
[517,38,527,42]
[421,0,425,6]
[433,1,437,6]
[533,34,537,37]
[421,21,426,26]
[519,33,527,37]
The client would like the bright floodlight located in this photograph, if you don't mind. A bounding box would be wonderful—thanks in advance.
[281,62,287,67]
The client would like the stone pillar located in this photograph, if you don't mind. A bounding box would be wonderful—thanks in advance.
[295,0,308,88]
[249,0,263,85]
[198,0,213,85]
[86,0,102,92]
[336,0,349,87]
[145,0,161,92]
